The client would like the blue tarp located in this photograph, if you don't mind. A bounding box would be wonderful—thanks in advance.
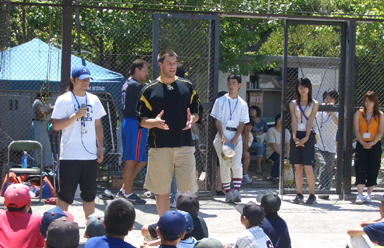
[0,38,125,115]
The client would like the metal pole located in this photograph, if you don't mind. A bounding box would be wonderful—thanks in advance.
[343,20,356,197]
[60,0,72,94]
[75,0,81,54]
[152,14,160,80]
[336,22,347,197]
[208,16,220,196]
[280,19,289,197]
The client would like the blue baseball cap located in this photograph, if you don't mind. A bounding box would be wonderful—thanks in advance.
[72,66,93,80]
[40,206,68,238]
[158,210,186,239]
[177,210,194,234]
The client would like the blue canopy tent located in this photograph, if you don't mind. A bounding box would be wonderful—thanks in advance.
[0,38,125,117]
[0,39,125,155]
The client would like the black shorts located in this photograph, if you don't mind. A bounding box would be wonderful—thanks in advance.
[148,223,158,238]
[58,160,98,204]
[290,131,315,166]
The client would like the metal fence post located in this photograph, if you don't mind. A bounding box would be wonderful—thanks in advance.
[208,16,220,196]
[343,20,356,196]
[152,13,159,80]
[60,0,72,94]
[336,22,347,197]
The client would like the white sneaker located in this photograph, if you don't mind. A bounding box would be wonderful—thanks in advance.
[233,189,241,202]
[242,174,253,184]
[170,199,176,208]
[356,194,364,204]
[225,191,234,203]
[365,194,372,203]
[143,191,156,199]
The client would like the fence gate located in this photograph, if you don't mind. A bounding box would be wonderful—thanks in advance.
[152,13,220,197]
[281,20,347,197]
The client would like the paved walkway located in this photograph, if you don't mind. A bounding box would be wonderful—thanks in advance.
[2,186,380,248]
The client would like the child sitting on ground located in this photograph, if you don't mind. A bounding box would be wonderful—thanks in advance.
[45,216,79,248]
[145,210,196,248]
[142,191,208,241]
[234,201,273,248]
[259,193,291,248]
[157,211,187,248]
[85,199,136,248]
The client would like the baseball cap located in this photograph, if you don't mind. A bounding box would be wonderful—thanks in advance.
[374,194,384,202]
[194,238,224,248]
[260,192,281,213]
[158,210,187,239]
[46,217,79,248]
[176,191,199,220]
[4,184,31,208]
[222,141,236,158]
[86,211,106,238]
[71,66,93,80]
[40,206,70,238]
[235,201,264,226]
[177,210,194,234]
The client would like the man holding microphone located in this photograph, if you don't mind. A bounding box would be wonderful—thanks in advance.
[52,65,106,218]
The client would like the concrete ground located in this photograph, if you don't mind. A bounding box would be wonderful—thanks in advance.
[1,186,381,248]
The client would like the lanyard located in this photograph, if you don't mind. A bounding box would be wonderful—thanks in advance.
[298,102,308,123]
[366,114,374,132]
[72,91,88,126]
[228,97,238,120]
[320,113,331,129]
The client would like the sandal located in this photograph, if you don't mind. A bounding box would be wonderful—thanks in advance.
[44,197,57,205]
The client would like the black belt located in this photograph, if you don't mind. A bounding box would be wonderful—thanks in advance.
[225,127,237,131]
[32,119,44,121]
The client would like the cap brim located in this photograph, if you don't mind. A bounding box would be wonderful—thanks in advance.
[78,75,93,80]
[63,211,74,221]
[373,194,384,202]
[235,204,246,214]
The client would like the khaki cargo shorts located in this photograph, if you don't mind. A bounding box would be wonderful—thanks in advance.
[144,146,198,195]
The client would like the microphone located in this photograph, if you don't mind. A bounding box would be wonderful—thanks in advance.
[81,103,86,122]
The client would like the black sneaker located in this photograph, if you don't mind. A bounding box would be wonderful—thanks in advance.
[318,195,329,200]
[126,193,147,205]
[270,177,278,184]
[292,194,304,204]
[306,194,316,204]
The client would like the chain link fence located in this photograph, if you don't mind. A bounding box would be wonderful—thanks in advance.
[352,21,384,190]
[0,4,218,195]
[2,2,384,197]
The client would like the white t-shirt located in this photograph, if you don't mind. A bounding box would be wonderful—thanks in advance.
[234,226,273,248]
[314,111,338,153]
[211,94,249,129]
[266,127,291,159]
[51,91,106,160]
[32,99,51,120]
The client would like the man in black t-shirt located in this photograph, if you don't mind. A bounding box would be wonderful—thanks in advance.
[136,49,203,217]
[119,59,148,205]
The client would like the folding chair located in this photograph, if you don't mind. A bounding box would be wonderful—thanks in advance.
[6,140,43,202]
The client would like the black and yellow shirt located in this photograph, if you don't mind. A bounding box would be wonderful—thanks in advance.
[136,77,203,148]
